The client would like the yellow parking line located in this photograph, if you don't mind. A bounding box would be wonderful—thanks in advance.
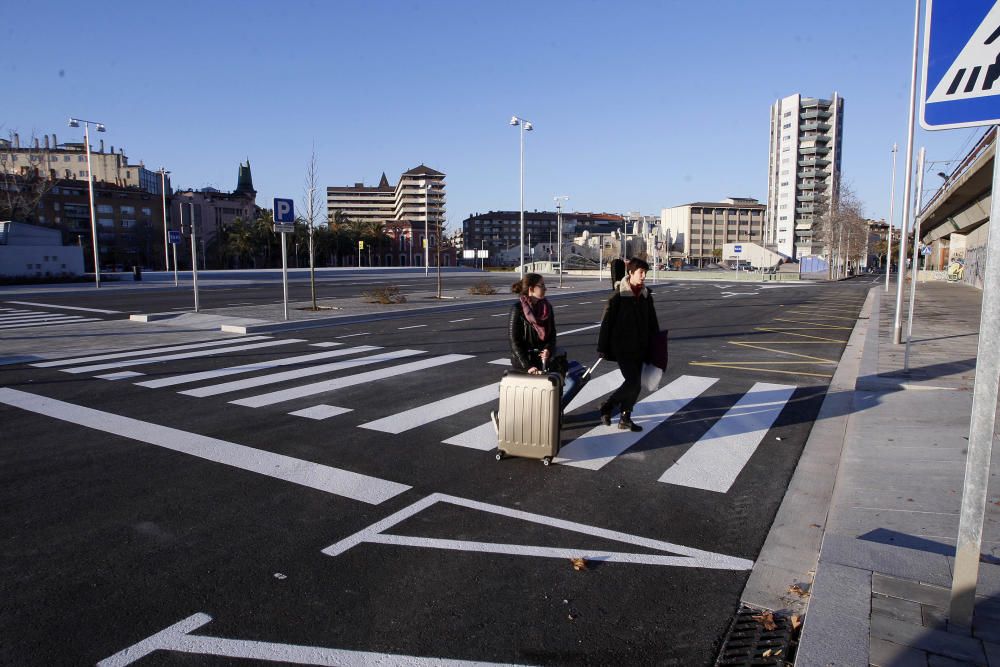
[784,312,859,321]
[731,340,845,344]
[689,362,833,379]
[745,329,846,343]
[765,322,852,330]
[732,342,837,363]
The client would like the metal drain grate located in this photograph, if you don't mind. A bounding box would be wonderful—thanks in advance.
[714,605,797,666]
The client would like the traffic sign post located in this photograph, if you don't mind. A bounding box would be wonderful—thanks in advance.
[168,230,181,287]
[921,0,1000,627]
[274,198,295,321]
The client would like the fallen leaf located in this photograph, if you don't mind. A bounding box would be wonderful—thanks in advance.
[790,615,802,631]
[774,649,782,656]
[751,611,777,631]
[810,523,822,528]
[762,648,773,657]
[788,584,809,598]
[570,558,587,571]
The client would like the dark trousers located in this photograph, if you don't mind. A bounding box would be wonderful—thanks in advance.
[606,359,643,413]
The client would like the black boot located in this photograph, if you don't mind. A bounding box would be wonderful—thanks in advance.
[619,411,642,432]
[599,401,613,426]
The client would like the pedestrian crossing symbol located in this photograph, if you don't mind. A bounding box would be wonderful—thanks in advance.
[922,0,1000,129]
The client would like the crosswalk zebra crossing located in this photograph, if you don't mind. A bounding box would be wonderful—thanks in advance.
[21,334,800,494]
[0,306,103,330]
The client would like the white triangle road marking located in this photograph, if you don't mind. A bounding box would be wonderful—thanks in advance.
[322,492,754,571]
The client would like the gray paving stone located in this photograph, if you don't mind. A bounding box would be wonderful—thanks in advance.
[870,614,987,664]
[820,535,953,587]
[927,653,978,666]
[870,636,928,667]
[796,563,870,666]
[873,574,952,608]
[872,593,924,624]
[923,604,949,630]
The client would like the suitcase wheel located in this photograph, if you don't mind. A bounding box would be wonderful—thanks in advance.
[495,449,505,461]
[542,456,552,466]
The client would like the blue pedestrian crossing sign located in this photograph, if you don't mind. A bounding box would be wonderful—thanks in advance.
[734,245,742,253]
[168,230,181,244]
[921,0,1000,130]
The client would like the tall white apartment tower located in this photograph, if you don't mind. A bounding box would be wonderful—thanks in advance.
[765,93,843,259]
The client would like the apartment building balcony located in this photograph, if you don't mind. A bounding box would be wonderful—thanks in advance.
[799,145,831,156]
[798,158,831,168]
[796,205,816,214]
[797,193,826,203]
[800,122,832,132]
[797,168,828,179]
[800,109,832,120]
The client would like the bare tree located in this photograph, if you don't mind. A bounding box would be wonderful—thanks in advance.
[300,145,324,310]
[814,181,865,279]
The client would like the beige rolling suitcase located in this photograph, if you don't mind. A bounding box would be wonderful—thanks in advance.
[495,371,562,465]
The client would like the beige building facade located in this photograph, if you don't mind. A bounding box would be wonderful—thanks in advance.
[661,197,766,267]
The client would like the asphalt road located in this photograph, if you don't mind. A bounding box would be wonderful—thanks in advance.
[0,275,876,665]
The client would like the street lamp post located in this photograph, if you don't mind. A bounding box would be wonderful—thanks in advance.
[68,117,106,287]
[422,181,432,276]
[554,195,569,288]
[510,115,533,278]
[159,167,171,271]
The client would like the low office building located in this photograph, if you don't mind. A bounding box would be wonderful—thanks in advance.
[462,210,626,266]
[0,221,84,277]
[661,197,767,267]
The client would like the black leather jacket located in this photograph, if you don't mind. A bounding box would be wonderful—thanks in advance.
[508,299,556,370]
[597,279,659,365]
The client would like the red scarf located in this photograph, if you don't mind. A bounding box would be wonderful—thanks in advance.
[519,295,551,341]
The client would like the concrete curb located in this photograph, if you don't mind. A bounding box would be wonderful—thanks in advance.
[739,286,875,617]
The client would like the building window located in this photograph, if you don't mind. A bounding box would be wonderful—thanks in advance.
[120,206,135,215]
[783,111,791,117]
[97,204,113,214]
[79,170,88,177]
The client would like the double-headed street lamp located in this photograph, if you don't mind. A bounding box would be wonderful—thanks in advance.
[159,167,171,271]
[554,195,569,288]
[510,115,533,278]
[68,117,106,288]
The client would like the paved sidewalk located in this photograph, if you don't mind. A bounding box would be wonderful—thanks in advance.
[790,281,1000,666]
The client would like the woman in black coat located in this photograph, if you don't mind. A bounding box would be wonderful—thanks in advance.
[508,272,556,373]
[597,257,660,431]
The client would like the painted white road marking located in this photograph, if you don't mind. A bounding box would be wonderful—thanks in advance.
[5,300,121,314]
[309,342,341,347]
[398,324,427,330]
[97,612,523,667]
[96,371,145,381]
[289,405,353,420]
[0,388,409,504]
[135,346,378,389]
[0,317,99,330]
[335,332,369,338]
[449,318,474,323]
[62,339,304,374]
[488,358,511,366]
[562,369,624,412]
[230,354,474,408]
[555,375,718,469]
[442,422,497,450]
[560,323,601,336]
[658,382,795,492]
[323,493,754,570]
[360,383,499,433]
[491,313,508,317]
[0,312,84,323]
[31,336,272,368]
[181,349,425,398]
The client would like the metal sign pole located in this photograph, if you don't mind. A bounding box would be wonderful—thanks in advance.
[189,203,199,313]
[894,0,921,345]
[281,231,289,321]
[904,147,925,371]
[949,126,1000,627]
[886,144,898,291]
[172,244,178,287]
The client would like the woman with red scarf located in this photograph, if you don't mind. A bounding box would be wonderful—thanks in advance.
[508,272,556,374]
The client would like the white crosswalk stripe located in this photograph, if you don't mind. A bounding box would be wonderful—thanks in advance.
[61,339,305,374]
[134,345,377,389]
[230,354,475,408]
[657,382,796,492]
[180,349,427,399]
[555,375,718,469]
[32,336,273,368]
[360,382,499,434]
[0,316,99,330]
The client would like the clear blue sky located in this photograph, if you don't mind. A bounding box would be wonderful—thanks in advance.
[3,0,982,233]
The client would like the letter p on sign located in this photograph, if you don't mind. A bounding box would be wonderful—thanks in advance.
[273,198,295,223]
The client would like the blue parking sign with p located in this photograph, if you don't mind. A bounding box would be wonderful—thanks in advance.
[921,0,1000,130]
[274,198,295,223]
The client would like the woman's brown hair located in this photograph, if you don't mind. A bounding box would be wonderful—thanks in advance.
[511,272,545,294]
